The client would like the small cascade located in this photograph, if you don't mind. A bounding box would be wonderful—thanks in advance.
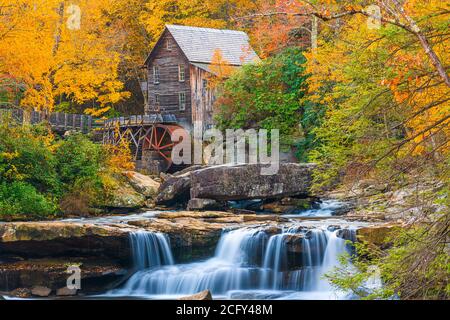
[117,228,265,296]
[302,229,328,267]
[215,228,268,265]
[112,227,357,299]
[261,234,289,290]
[129,231,174,270]
[285,199,346,217]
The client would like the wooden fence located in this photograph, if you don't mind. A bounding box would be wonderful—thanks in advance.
[0,108,95,133]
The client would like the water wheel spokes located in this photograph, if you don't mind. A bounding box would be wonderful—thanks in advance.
[144,124,184,172]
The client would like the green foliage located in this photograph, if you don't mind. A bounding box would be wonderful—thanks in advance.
[0,181,57,219]
[0,122,59,193]
[54,133,111,215]
[215,48,316,149]
[327,211,450,300]
[55,134,104,188]
[0,122,116,220]
[295,100,326,162]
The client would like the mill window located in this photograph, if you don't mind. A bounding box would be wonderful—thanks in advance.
[202,79,208,97]
[179,92,186,111]
[178,65,185,82]
[153,66,160,84]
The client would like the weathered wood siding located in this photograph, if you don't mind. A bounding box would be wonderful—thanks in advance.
[190,65,216,130]
[146,30,191,126]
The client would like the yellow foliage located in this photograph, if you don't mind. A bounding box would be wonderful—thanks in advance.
[0,0,129,113]
[207,49,237,87]
[104,138,135,174]
[304,1,450,157]
[139,0,259,48]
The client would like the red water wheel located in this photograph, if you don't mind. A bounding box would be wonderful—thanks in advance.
[142,124,184,172]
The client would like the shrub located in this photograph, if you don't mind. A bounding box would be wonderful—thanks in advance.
[215,47,312,149]
[55,133,104,187]
[0,123,59,194]
[0,119,135,220]
[0,181,56,220]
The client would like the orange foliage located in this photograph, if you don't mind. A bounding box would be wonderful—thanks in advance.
[104,126,135,172]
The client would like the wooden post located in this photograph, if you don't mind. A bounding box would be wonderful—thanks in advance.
[80,115,84,132]
[88,116,92,132]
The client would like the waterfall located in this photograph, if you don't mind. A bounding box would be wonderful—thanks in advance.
[117,228,264,296]
[112,227,356,299]
[129,231,174,270]
[285,199,346,217]
[261,234,288,290]
[303,229,328,267]
[215,228,267,265]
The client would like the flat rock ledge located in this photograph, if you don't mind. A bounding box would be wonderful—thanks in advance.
[0,222,134,262]
[0,212,289,263]
[0,258,126,295]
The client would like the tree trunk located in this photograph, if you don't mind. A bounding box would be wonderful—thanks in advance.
[311,15,318,49]
[52,2,65,56]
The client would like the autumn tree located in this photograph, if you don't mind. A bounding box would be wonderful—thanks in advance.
[236,0,449,299]
[0,0,130,115]
[240,0,314,57]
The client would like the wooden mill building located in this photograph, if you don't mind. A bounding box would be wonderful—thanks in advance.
[103,25,259,173]
[143,25,260,131]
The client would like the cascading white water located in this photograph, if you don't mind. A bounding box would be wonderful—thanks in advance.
[284,199,345,217]
[261,234,288,290]
[110,227,356,299]
[116,228,265,296]
[129,231,174,270]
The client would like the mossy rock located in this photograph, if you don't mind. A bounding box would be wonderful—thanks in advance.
[357,224,402,248]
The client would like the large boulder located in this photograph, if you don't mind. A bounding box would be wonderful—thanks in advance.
[155,172,191,205]
[190,163,315,201]
[123,171,160,198]
[103,183,146,213]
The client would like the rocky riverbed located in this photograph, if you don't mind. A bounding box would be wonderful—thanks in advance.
[0,164,410,299]
[0,209,399,298]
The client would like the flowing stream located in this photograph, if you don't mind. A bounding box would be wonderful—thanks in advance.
[108,225,356,300]
[129,232,174,270]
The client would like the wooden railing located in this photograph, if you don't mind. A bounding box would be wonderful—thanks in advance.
[0,108,95,133]
[1,107,179,133]
[103,114,178,129]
